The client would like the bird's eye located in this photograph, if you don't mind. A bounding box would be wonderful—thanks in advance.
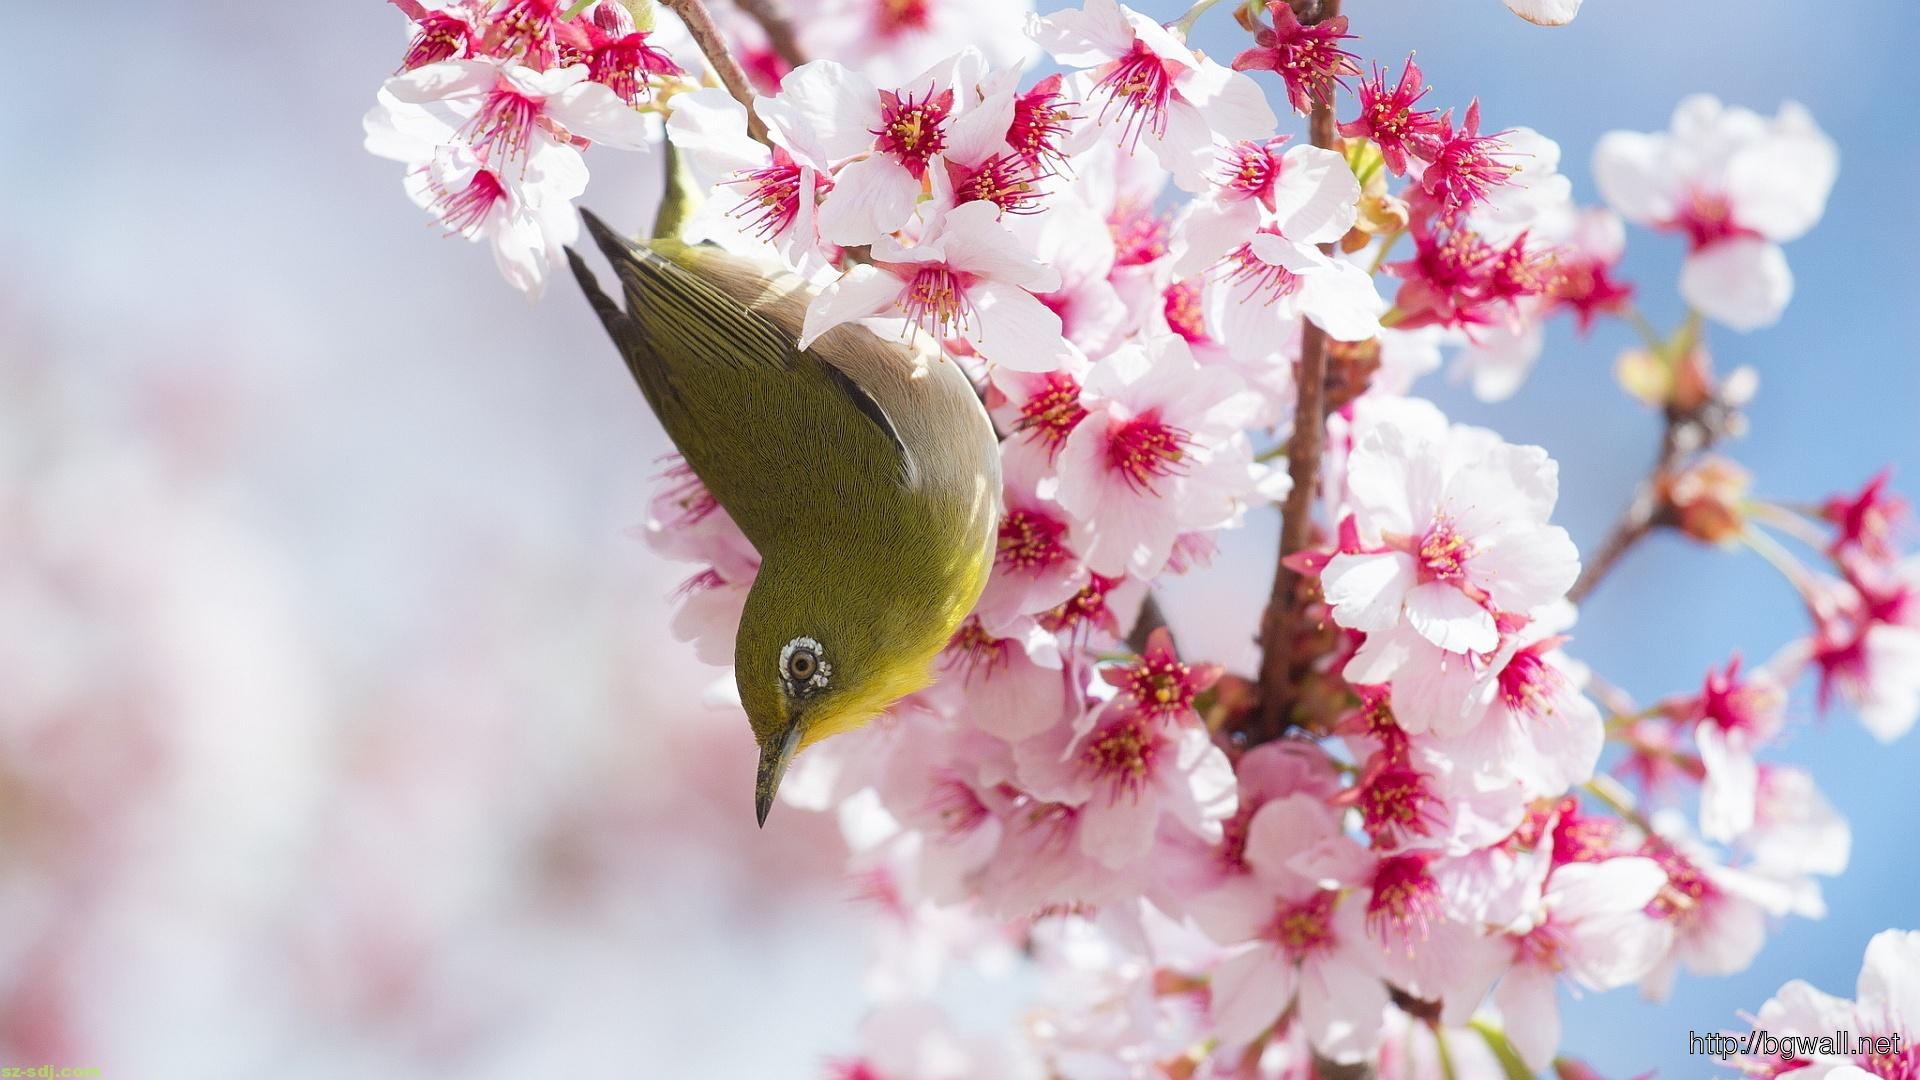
[780,636,832,696]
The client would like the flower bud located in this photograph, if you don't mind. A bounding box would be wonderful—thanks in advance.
[1663,455,1750,546]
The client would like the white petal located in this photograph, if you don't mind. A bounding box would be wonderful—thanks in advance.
[966,281,1073,371]
[939,201,1059,289]
[1727,122,1838,242]
[1403,582,1498,654]
[1680,237,1793,332]
[551,82,657,149]
[1504,0,1582,24]
[1209,949,1296,1045]
[755,60,881,162]
[1271,145,1360,246]
[664,87,765,180]
[1495,965,1562,1070]
[1298,261,1385,342]
[1322,552,1417,633]
[815,156,922,246]
[799,266,904,348]
[1591,130,1677,225]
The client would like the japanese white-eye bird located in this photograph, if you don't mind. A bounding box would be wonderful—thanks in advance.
[568,211,1001,826]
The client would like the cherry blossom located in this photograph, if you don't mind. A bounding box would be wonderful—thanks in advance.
[799,200,1072,368]
[1046,335,1264,578]
[1594,95,1837,330]
[1030,0,1276,190]
[1322,412,1579,655]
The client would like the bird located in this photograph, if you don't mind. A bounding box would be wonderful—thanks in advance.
[568,211,1002,826]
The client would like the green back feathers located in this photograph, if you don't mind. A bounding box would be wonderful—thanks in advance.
[568,213,1001,760]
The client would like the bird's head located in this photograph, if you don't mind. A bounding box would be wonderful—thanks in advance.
[735,558,946,827]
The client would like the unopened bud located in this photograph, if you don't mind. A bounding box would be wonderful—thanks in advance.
[1663,456,1751,546]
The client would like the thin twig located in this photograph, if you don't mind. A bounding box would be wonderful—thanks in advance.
[1254,0,1342,741]
[659,0,770,141]
[733,0,807,70]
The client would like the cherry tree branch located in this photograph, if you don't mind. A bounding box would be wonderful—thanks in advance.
[1254,0,1343,741]
[659,0,770,140]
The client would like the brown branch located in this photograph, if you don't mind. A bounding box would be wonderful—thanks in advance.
[660,0,770,141]
[733,0,807,71]
[1254,0,1343,742]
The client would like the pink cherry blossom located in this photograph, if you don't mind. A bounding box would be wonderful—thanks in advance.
[1323,414,1580,655]
[1030,0,1276,190]
[1230,2,1359,116]
[1493,857,1674,1070]
[1047,335,1263,578]
[800,200,1071,368]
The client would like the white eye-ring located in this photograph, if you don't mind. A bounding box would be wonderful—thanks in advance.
[780,636,832,696]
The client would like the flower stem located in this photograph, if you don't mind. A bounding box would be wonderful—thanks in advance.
[1366,227,1405,275]
[1253,0,1341,741]
[658,0,770,142]
[1583,774,1657,835]
[561,0,597,19]
[1469,1018,1537,1080]
[1172,0,1226,35]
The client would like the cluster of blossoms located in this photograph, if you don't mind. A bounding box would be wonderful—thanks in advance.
[367,0,1904,1076]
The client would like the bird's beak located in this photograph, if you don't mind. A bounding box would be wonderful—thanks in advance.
[755,720,803,828]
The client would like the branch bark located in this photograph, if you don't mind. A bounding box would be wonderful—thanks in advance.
[1254,0,1343,741]
[659,0,770,141]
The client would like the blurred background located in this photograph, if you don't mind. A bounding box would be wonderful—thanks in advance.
[1,1,1913,1076]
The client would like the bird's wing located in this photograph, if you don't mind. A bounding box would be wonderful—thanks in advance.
[569,213,917,546]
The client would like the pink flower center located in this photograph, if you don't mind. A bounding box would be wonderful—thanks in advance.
[944,616,1012,680]
[1093,41,1176,146]
[722,156,806,239]
[1498,646,1566,722]
[873,0,932,37]
[1517,919,1570,972]
[1081,712,1161,796]
[1367,855,1443,948]
[1266,891,1337,959]
[1016,372,1087,458]
[1162,280,1208,343]
[1118,652,1198,719]
[1672,188,1752,250]
[924,773,991,839]
[997,507,1072,574]
[427,165,508,236]
[1551,814,1623,866]
[1357,764,1442,848]
[1104,411,1191,493]
[1008,75,1075,165]
[468,86,541,172]
[401,13,471,71]
[481,0,566,67]
[1642,842,1716,924]
[1040,573,1122,638]
[947,153,1043,214]
[590,32,681,103]
[1108,201,1171,267]
[901,264,973,340]
[873,87,953,180]
[1218,140,1279,204]
[1416,518,1472,581]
